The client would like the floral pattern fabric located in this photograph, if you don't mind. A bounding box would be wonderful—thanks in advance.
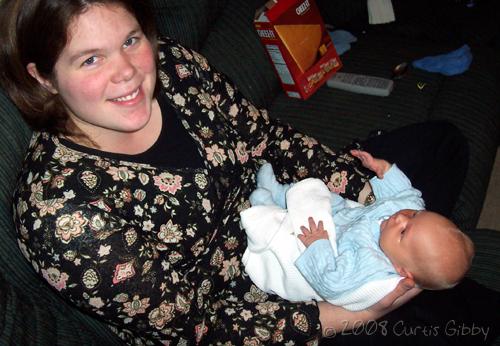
[13,37,370,345]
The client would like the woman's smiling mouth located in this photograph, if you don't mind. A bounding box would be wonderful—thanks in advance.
[111,88,140,102]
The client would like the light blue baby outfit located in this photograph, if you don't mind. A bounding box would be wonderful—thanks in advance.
[249,163,425,307]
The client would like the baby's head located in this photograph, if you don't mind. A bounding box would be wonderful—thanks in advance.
[379,209,474,290]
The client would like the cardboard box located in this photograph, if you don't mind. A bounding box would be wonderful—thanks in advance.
[254,0,342,100]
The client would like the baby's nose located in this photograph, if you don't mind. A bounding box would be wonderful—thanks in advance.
[395,213,409,223]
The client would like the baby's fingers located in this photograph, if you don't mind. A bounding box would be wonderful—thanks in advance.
[300,225,311,235]
[317,220,324,231]
[350,149,365,158]
[307,217,318,231]
[350,149,372,162]
[297,233,307,245]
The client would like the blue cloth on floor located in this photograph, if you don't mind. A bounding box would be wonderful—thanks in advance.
[328,30,358,56]
[412,44,473,76]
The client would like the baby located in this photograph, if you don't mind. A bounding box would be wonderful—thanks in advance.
[241,150,474,311]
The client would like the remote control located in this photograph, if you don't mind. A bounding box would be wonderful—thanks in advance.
[326,72,394,96]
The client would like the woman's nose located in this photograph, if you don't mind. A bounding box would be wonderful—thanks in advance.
[111,53,135,83]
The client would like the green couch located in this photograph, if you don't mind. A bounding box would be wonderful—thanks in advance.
[1,0,499,344]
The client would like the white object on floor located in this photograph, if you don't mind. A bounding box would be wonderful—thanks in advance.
[327,72,394,97]
[367,0,395,24]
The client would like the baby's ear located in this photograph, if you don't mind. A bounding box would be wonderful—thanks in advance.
[395,265,414,280]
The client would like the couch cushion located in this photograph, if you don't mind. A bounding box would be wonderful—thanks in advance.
[0,89,32,285]
[199,0,281,109]
[0,270,124,345]
[387,0,500,47]
[150,0,211,51]
[316,0,367,28]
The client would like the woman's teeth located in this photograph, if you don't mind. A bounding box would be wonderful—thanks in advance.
[113,88,139,102]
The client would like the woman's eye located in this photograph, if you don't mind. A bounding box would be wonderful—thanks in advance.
[82,56,98,66]
[123,37,138,48]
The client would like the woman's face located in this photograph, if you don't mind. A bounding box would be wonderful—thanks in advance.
[41,4,157,141]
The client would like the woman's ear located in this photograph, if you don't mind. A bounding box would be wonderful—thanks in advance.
[26,63,58,94]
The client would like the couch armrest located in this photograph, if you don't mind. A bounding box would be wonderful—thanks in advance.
[0,271,122,345]
[467,229,500,293]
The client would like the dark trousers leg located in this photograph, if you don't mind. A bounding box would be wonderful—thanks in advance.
[323,278,500,346]
[361,121,469,217]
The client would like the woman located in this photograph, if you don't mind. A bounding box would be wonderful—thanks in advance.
[0,0,495,344]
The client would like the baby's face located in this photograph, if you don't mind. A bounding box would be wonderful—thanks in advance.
[379,209,447,273]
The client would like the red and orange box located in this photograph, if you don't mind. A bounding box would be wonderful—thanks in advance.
[254,0,342,100]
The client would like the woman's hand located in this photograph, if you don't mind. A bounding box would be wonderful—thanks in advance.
[318,278,422,337]
[367,278,421,314]
[298,217,329,247]
[350,149,391,179]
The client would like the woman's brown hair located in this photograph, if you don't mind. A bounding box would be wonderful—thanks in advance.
[0,0,157,136]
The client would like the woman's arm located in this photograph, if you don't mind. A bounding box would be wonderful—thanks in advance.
[318,278,421,336]
[15,197,203,341]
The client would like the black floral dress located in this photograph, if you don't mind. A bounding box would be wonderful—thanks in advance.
[13,38,369,345]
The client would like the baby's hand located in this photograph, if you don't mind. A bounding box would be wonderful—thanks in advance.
[350,149,391,179]
[298,217,329,247]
